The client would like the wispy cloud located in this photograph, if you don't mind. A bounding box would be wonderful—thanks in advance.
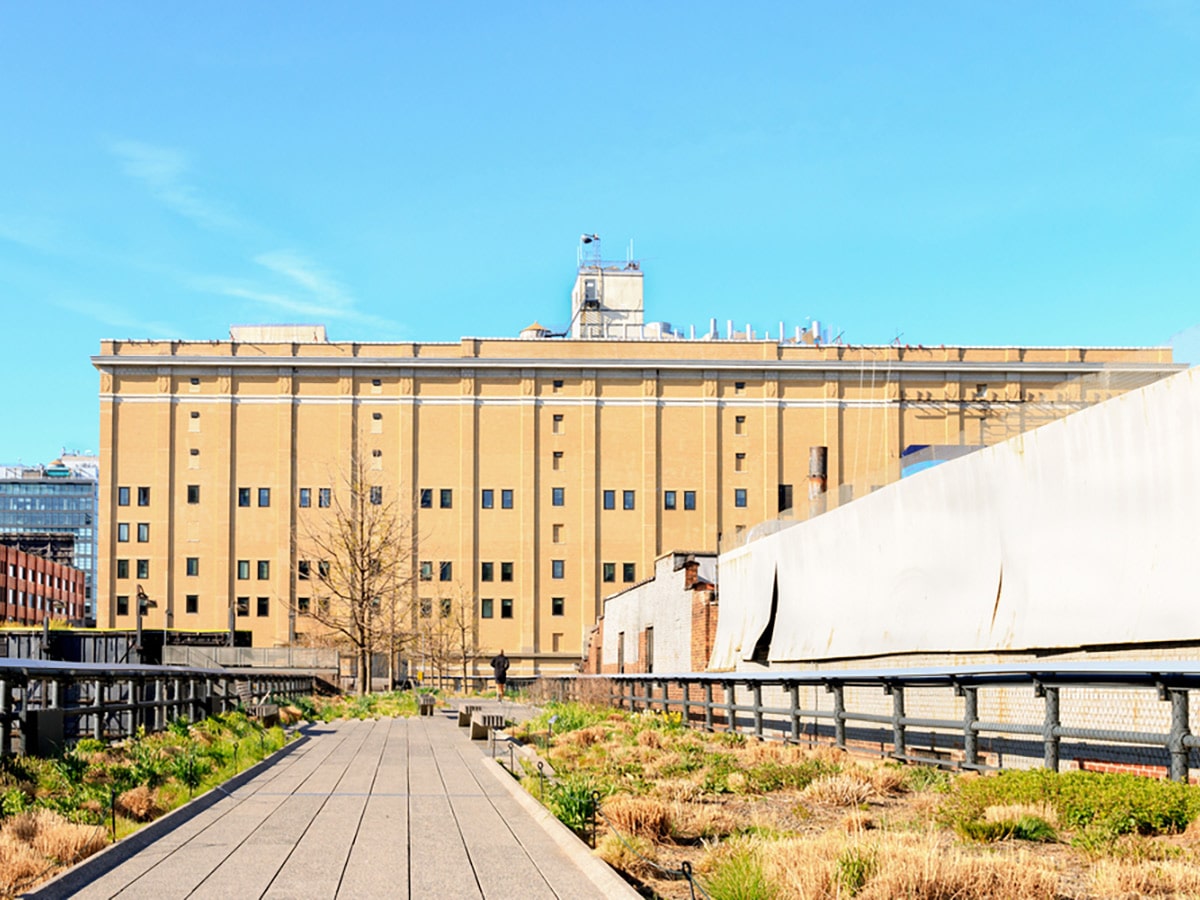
[254,251,355,314]
[110,140,242,232]
[49,296,179,339]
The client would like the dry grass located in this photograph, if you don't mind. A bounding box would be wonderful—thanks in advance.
[596,832,660,879]
[1089,858,1200,896]
[0,831,46,894]
[651,777,703,804]
[116,785,162,821]
[602,795,673,841]
[0,809,107,893]
[279,704,303,725]
[668,801,744,840]
[636,729,665,750]
[800,772,875,807]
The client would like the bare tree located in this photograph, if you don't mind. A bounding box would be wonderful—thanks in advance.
[414,581,481,688]
[294,455,416,694]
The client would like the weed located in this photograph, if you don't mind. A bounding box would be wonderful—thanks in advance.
[703,841,777,900]
[546,774,601,836]
[904,764,952,793]
[836,843,876,896]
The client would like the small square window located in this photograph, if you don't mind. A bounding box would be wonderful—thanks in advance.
[551,597,564,616]
[552,559,564,579]
[136,559,149,579]
[602,562,615,583]
[298,596,311,613]
[735,488,747,508]
[238,487,251,507]
[117,523,129,542]
[735,452,746,472]
[371,448,382,457]
[439,561,452,581]
[440,489,453,509]
[419,561,433,581]
[190,377,200,386]
[137,522,150,542]
[116,559,129,579]
[116,595,129,616]
[257,560,270,580]
[117,487,130,507]
[481,562,494,582]
[299,488,311,508]
[552,451,562,470]
[664,490,676,510]
[603,490,615,510]
[481,598,494,618]
[256,596,269,617]
[735,415,746,435]
[372,378,382,387]
[420,488,432,508]
[501,562,513,582]
[238,560,250,580]
[481,489,494,509]
[318,561,330,579]
[735,381,746,393]
[187,484,200,504]
[552,414,563,434]
[419,598,432,618]
[185,594,198,614]
[186,557,199,576]
[440,598,451,618]
[623,562,636,582]
[552,487,564,507]
[370,485,383,505]
[501,598,513,619]
[552,524,563,543]
[236,596,249,617]
[189,448,200,457]
[684,490,696,510]
[319,488,331,508]
[372,412,382,420]
[553,379,564,390]
[258,487,271,507]
[501,489,513,509]
[623,490,635,510]
[298,560,310,580]
[190,410,200,419]
[137,487,151,506]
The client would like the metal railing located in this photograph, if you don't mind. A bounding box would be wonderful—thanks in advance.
[0,659,315,756]
[530,662,1200,782]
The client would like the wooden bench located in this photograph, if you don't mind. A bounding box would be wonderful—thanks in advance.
[417,694,437,717]
[457,703,481,727]
[469,711,505,741]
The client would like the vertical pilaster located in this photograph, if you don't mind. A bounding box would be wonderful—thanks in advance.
[519,369,538,660]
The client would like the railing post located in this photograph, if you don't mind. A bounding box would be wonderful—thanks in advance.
[884,682,906,760]
[751,683,763,738]
[1037,683,1060,772]
[788,683,800,743]
[961,685,979,770]
[92,679,104,741]
[827,682,846,750]
[1167,689,1190,783]
[681,680,690,726]
[0,679,9,757]
[724,681,736,733]
[704,682,714,732]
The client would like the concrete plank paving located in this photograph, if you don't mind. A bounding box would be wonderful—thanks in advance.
[44,712,634,899]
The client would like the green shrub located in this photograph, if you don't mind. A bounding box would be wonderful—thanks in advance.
[836,844,876,896]
[546,774,603,836]
[957,814,1057,843]
[905,765,952,793]
[703,843,777,900]
[528,702,611,736]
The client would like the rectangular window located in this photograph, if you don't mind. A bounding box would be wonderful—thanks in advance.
[552,524,563,543]
[778,483,793,513]
[552,451,562,470]
[137,486,150,506]
[420,598,432,618]
[236,596,249,617]
[298,560,310,580]
[481,598,494,618]
[501,562,513,582]
[256,596,269,617]
[440,598,451,618]
[501,598,513,619]
[116,595,129,616]
[420,488,432,508]
[299,488,311,508]
[735,380,746,393]
[419,561,433,581]
[440,489,453,509]
[298,596,311,614]
[664,490,676,510]
[553,379,564,390]
[318,561,330,579]
[602,562,615,583]
[116,559,129,579]
[552,487,564,506]
[137,523,150,542]
[185,594,198,614]
[369,486,383,505]
[238,487,251,507]
[552,414,563,434]
[237,560,250,580]
[623,562,636,582]
[603,490,615,510]
[117,486,130,507]
[481,561,494,582]
[258,487,271,507]
[481,489,494,509]
[257,560,270,580]
[187,484,201,504]
[439,561,452,581]
[117,523,129,542]
[684,490,696,510]
[735,488,748,508]
[319,488,331,508]
[735,415,746,435]
[501,489,513,509]
[186,557,199,576]
[551,597,564,616]
[136,559,149,579]
[552,559,564,579]
[735,452,747,472]
[623,490,635,510]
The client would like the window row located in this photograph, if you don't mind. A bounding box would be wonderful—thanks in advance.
[116,486,152,507]
[480,561,514,582]
[419,560,454,582]
[237,487,273,508]
[114,559,151,579]
[115,523,151,542]
[479,489,514,509]
[114,592,218,615]
[602,562,638,583]
[4,565,77,591]
[237,560,272,580]
[298,488,333,508]
[478,597,565,618]
[419,489,454,509]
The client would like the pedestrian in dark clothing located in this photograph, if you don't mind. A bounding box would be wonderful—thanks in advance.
[490,650,510,700]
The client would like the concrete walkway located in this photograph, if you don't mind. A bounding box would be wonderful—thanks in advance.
[49,712,634,899]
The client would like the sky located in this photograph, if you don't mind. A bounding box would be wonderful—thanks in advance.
[2,1,1198,464]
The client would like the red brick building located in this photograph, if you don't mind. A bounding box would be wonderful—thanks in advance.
[0,544,85,625]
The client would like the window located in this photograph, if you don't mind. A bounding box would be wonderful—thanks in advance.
[552,414,563,434]
[137,523,150,542]
[552,487,564,507]
[116,559,129,579]
[623,490,635,510]
[684,490,696,510]
[553,379,564,390]
[552,597,564,616]
[735,380,746,393]
[439,561,452,581]
[372,411,382,420]
[552,524,563,543]
[552,559,564,579]
[136,559,149,579]
[116,595,129,616]
[319,488,331,508]
[190,410,200,419]
[735,488,747,508]
[623,562,636,582]
[371,448,382,457]
[603,490,615,510]
[187,484,201,504]
[420,598,432,618]
[257,560,270,580]
[137,487,150,506]
[298,596,311,614]
[501,598,513,619]
[481,562,494,582]
[501,489,513,509]
[419,561,433,581]
[318,561,329,579]
[481,598,494,618]
[501,562,513,582]
[185,594,198,614]
[369,486,382,505]
[236,597,249,617]
[481,489,494,509]
[298,560,310,580]
[258,487,271,507]
[118,487,130,506]
[735,415,746,435]
[299,488,311,508]
[237,560,250,580]
[420,488,433,508]
[602,562,615,583]
[238,487,251,507]
[735,452,747,472]
[256,597,269,617]
[186,557,199,576]
[117,523,129,542]
[190,377,200,385]
[372,378,382,387]
[552,451,563,470]
[778,483,793,513]
[664,491,676,510]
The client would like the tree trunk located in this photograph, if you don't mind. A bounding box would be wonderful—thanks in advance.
[359,645,370,695]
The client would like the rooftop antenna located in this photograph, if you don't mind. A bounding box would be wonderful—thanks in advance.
[578,233,601,267]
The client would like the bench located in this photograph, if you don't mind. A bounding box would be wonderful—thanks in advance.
[457,703,481,727]
[469,711,505,741]
[417,694,437,717]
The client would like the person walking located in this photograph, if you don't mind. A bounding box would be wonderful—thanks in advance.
[490,649,510,700]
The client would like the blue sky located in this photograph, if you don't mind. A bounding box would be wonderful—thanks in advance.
[2,2,1198,464]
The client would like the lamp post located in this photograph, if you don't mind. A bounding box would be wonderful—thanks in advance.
[135,584,158,665]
